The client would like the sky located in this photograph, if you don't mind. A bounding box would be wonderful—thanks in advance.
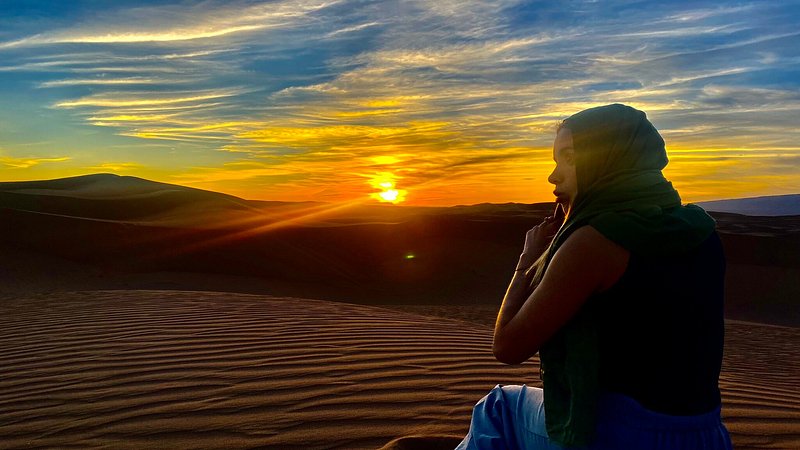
[0,0,798,206]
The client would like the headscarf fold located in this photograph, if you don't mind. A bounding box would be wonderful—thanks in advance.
[527,104,717,446]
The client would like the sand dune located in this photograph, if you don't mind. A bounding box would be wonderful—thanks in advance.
[0,291,530,449]
[1,291,798,449]
[3,203,800,328]
[1,175,798,448]
[3,174,800,329]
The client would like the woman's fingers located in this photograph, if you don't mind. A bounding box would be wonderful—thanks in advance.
[543,215,560,224]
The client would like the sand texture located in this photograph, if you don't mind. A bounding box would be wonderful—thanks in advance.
[1,291,798,449]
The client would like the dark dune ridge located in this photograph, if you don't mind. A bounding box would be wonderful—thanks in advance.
[2,174,799,327]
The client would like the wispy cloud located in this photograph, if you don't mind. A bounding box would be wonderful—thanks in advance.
[0,154,70,169]
[88,161,145,172]
[1,25,265,48]
[0,0,339,48]
[39,77,162,88]
[1,0,799,204]
[326,21,382,38]
[54,89,244,108]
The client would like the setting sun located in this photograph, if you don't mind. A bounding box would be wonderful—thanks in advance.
[369,171,408,204]
[379,189,399,202]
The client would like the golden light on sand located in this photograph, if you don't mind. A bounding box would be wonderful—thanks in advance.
[369,171,408,204]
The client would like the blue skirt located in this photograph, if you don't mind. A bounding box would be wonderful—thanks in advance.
[455,384,733,450]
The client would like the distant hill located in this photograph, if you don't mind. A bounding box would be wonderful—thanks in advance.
[0,173,260,223]
[0,173,239,199]
[696,194,800,216]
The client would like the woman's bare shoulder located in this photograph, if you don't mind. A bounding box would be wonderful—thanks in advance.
[558,225,630,292]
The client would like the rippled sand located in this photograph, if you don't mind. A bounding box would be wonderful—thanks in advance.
[1,291,798,449]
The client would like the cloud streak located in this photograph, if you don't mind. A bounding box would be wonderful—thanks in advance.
[0,154,70,169]
[0,0,798,205]
[0,0,340,48]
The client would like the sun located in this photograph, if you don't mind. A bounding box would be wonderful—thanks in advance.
[369,172,407,204]
[379,189,400,202]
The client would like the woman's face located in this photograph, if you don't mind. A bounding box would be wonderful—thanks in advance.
[548,127,578,213]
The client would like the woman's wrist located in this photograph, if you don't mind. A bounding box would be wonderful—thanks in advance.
[515,253,536,271]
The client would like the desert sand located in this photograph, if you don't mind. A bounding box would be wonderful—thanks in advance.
[1,290,798,449]
[2,175,799,449]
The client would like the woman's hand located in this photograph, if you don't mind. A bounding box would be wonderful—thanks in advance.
[518,203,566,269]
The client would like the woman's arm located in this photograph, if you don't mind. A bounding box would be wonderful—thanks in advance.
[494,204,566,332]
[493,225,629,365]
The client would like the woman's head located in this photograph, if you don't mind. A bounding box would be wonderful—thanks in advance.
[548,104,669,215]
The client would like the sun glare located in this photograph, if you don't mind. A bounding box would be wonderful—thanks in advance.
[379,189,399,202]
[369,171,408,204]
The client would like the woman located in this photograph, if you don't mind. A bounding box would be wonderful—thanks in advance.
[455,104,733,449]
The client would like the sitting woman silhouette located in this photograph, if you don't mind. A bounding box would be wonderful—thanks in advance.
[456,104,733,449]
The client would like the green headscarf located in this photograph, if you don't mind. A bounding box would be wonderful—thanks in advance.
[529,104,717,446]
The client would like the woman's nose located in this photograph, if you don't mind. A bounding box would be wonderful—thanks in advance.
[547,168,559,185]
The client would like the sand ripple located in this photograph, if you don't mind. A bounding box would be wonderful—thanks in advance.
[0,291,798,449]
[0,291,532,449]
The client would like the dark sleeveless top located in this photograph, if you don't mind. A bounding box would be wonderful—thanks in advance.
[591,230,726,415]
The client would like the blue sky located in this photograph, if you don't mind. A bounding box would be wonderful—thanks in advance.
[0,0,798,205]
